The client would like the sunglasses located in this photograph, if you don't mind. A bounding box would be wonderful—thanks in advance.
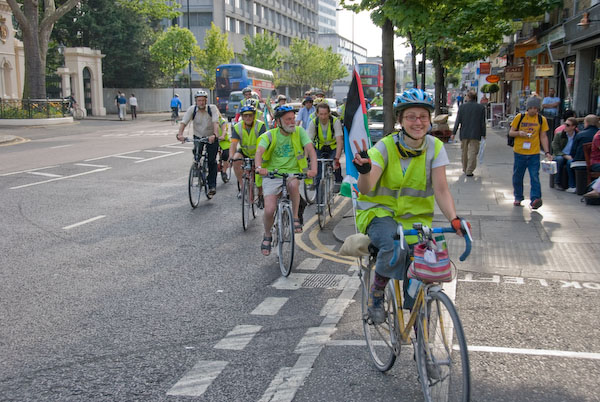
[565,123,573,127]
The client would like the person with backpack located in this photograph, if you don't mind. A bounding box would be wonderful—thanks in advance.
[508,96,552,209]
[176,90,220,198]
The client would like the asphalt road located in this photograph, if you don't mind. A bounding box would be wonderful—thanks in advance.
[1,119,599,401]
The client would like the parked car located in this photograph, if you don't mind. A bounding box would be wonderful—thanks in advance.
[367,106,385,144]
[223,91,260,120]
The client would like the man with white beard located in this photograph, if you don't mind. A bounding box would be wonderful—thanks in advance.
[254,105,318,256]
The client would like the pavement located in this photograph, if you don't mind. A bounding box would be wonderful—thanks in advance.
[332,104,600,282]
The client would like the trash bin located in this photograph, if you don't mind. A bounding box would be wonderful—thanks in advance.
[575,167,588,195]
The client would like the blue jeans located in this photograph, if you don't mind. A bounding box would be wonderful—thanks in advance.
[513,152,541,202]
[366,216,411,280]
[554,155,576,188]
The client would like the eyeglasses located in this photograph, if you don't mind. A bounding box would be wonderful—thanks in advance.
[404,114,430,122]
[565,123,574,127]
[242,113,254,117]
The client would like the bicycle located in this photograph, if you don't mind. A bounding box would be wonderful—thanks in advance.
[358,221,472,402]
[185,137,210,208]
[266,170,307,277]
[171,108,180,125]
[70,104,85,120]
[314,158,335,229]
[233,157,258,231]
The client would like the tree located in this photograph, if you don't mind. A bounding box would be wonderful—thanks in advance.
[311,46,347,95]
[240,32,281,71]
[53,0,178,88]
[7,0,81,98]
[193,23,234,90]
[279,38,314,92]
[150,26,198,92]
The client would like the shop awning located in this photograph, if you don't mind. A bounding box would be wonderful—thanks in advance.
[525,45,547,57]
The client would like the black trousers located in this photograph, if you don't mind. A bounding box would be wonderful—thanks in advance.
[193,137,219,189]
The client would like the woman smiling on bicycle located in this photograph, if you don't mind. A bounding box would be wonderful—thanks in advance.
[353,88,469,324]
[255,105,317,256]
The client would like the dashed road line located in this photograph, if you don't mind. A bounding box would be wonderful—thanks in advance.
[465,345,600,360]
[213,324,262,350]
[134,151,183,163]
[84,150,141,161]
[166,360,228,397]
[28,171,63,178]
[10,167,112,190]
[62,215,106,230]
[0,165,59,176]
[50,144,74,149]
[251,297,289,316]
[295,257,322,271]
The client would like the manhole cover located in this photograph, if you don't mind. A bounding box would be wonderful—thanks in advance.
[302,274,344,288]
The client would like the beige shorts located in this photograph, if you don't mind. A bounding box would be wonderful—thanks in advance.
[261,176,300,196]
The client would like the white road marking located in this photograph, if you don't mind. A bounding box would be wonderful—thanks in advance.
[467,345,600,360]
[0,165,59,176]
[114,155,145,160]
[251,297,288,316]
[260,273,359,402]
[62,215,106,230]
[85,150,141,161]
[213,325,262,350]
[75,163,109,168]
[50,144,74,149]
[143,149,173,154]
[134,151,183,163]
[295,257,322,271]
[166,360,228,397]
[10,167,112,189]
[28,171,63,178]
[319,297,355,317]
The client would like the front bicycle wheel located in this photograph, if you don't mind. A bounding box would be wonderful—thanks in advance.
[188,163,201,208]
[326,171,334,217]
[361,267,399,372]
[277,204,295,277]
[303,180,316,204]
[201,158,210,198]
[416,290,470,402]
[74,108,85,120]
[241,176,251,231]
[317,179,327,229]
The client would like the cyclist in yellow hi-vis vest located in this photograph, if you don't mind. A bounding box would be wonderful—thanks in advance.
[229,103,267,203]
[352,88,470,324]
[217,113,231,182]
[255,105,318,256]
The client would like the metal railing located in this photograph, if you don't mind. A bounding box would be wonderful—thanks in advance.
[0,98,70,119]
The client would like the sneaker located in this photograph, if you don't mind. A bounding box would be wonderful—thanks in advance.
[513,200,522,207]
[555,185,565,191]
[530,198,543,209]
[208,188,216,199]
[466,173,474,177]
[566,187,576,193]
[368,289,386,325]
[257,194,264,209]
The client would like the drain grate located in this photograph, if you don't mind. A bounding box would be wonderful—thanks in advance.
[302,274,344,289]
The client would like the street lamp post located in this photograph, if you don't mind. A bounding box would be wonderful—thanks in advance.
[187,0,193,105]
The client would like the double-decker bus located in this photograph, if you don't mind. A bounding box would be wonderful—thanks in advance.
[215,63,275,118]
[358,63,383,101]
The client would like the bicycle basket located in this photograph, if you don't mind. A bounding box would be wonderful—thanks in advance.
[408,240,453,283]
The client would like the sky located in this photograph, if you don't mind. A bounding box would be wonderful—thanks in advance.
[336,7,411,60]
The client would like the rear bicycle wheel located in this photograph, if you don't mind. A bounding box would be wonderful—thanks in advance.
[277,203,295,277]
[188,163,201,208]
[303,180,316,204]
[361,268,399,372]
[317,179,327,229]
[241,176,251,230]
[417,290,470,402]
[251,178,258,218]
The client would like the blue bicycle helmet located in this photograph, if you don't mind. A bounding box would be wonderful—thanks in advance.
[274,104,298,119]
[240,104,256,114]
[394,88,434,112]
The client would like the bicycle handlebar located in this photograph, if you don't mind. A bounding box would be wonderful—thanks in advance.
[183,137,210,144]
[389,220,472,267]
[265,170,307,180]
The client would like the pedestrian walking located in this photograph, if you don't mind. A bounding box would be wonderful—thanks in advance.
[129,93,138,120]
[508,96,552,209]
[117,92,127,120]
[450,91,486,176]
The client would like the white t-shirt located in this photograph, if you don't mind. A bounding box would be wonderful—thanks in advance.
[182,104,219,138]
[129,96,138,106]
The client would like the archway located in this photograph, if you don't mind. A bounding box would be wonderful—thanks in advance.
[83,67,92,115]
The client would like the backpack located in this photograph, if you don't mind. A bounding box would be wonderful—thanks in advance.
[192,104,213,120]
[507,113,542,147]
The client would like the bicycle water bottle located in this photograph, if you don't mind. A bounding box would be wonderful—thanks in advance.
[407,278,422,298]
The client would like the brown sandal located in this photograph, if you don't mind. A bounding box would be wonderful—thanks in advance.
[261,236,272,256]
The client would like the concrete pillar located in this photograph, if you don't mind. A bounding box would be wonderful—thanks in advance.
[57,67,71,97]
[572,47,594,116]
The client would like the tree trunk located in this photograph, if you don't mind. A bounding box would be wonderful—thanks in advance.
[432,49,445,115]
[421,41,426,91]
[7,0,81,99]
[382,17,395,134]
[408,32,418,89]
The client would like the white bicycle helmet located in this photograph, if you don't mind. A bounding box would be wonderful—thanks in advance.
[194,90,208,98]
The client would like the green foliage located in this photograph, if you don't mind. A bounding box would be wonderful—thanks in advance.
[593,59,600,93]
[116,0,181,21]
[52,0,169,88]
[193,23,234,89]
[279,39,347,93]
[150,26,197,82]
[240,32,281,71]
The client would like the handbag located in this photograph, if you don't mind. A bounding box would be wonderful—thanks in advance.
[408,240,453,283]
